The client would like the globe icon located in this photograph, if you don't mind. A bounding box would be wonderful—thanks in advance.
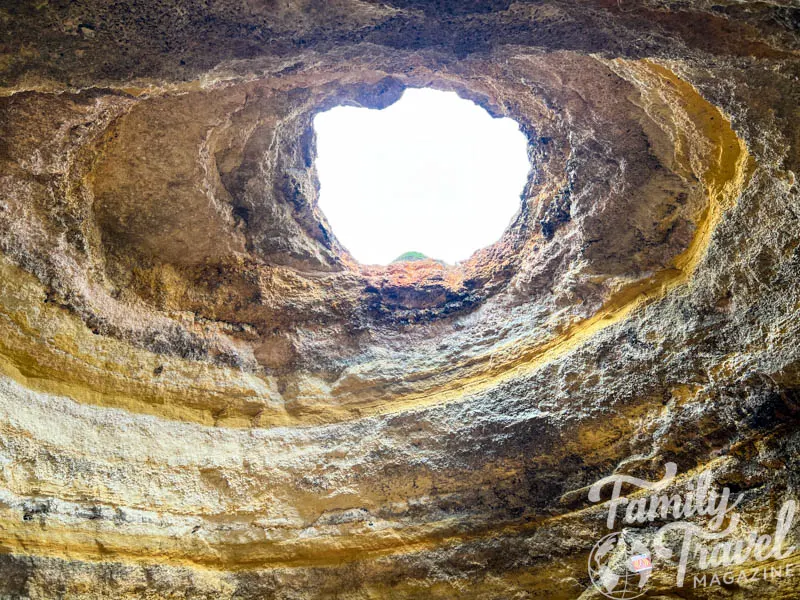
[588,532,652,599]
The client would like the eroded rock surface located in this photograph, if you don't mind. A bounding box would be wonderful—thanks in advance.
[0,1,798,598]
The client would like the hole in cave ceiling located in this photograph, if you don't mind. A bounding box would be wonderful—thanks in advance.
[313,88,531,266]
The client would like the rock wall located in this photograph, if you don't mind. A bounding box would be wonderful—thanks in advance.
[0,1,798,598]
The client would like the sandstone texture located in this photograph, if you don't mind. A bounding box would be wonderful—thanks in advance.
[0,1,799,598]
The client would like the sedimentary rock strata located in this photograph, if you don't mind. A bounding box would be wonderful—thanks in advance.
[0,1,798,598]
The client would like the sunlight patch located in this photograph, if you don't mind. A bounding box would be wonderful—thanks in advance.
[313,88,530,265]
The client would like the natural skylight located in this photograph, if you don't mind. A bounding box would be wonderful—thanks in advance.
[313,88,530,265]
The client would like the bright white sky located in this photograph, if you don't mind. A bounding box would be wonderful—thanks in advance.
[313,88,530,265]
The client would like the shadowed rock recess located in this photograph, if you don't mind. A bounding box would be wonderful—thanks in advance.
[0,1,798,598]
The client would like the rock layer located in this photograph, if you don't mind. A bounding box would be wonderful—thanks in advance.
[0,1,798,598]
